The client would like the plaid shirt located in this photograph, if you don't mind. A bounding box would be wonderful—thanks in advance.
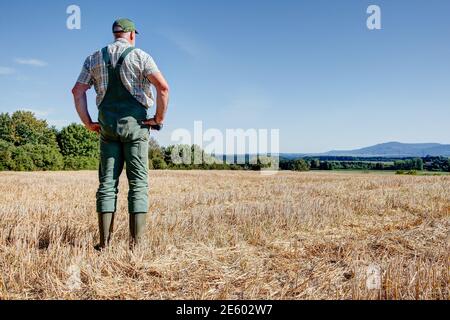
[76,38,160,108]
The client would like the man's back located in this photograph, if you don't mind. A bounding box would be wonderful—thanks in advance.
[77,38,160,108]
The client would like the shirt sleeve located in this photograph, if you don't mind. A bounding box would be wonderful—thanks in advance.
[76,56,93,86]
[140,51,160,77]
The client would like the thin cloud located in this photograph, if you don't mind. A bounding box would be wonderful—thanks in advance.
[22,108,54,117]
[0,67,15,75]
[159,29,206,59]
[15,58,48,67]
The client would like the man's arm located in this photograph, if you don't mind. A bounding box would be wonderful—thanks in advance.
[71,82,100,133]
[145,72,170,126]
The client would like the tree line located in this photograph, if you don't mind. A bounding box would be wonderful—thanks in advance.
[0,111,99,171]
[0,111,272,171]
[280,156,450,172]
[1,111,449,172]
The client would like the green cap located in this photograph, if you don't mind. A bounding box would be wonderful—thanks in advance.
[112,18,139,34]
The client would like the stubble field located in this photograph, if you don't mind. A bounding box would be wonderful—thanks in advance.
[0,170,448,299]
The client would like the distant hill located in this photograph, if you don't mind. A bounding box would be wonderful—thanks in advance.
[323,142,450,157]
[280,142,450,159]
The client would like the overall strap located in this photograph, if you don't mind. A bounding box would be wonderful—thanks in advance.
[101,47,111,67]
[115,47,135,71]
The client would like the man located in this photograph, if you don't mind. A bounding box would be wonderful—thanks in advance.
[71,18,169,249]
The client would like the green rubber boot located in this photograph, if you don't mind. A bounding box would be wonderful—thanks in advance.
[129,213,146,248]
[95,212,115,250]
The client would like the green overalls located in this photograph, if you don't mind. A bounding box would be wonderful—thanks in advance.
[96,46,149,248]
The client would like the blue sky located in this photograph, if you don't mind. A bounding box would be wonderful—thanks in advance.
[0,0,449,153]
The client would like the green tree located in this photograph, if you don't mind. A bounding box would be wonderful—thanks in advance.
[63,156,98,170]
[320,161,334,170]
[414,158,424,171]
[0,140,13,170]
[0,111,63,171]
[394,160,405,170]
[0,113,13,143]
[375,162,385,170]
[310,159,320,169]
[151,157,167,170]
[10,146,34,171]
[57,123,99,158]
[292,159,310,171]
[11,144,63,171]
[148,137,163,160]
[10,111,58,147]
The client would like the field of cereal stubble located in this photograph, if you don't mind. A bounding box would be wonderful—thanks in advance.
[0,170,448,299]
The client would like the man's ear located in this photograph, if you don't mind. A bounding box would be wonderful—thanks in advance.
[130,31,135,41]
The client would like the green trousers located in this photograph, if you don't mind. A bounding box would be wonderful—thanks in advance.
[96,130,149,214]
[95,119,150,248]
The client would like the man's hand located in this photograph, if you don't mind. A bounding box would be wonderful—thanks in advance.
[142,118,163,131]
[142,118,159,126]
[86,122,101,133]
